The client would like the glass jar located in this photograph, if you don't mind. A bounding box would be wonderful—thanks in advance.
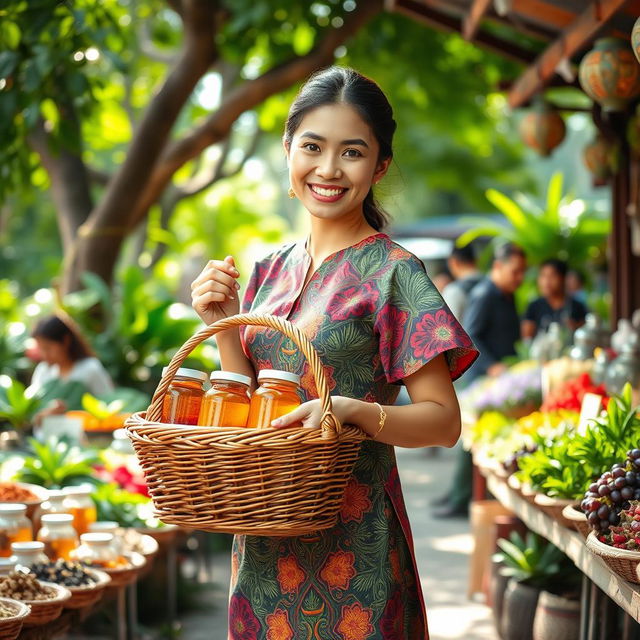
[0,504,32,557]
[0,558,16,576]
[37,513,78,561]
[11,541,48,569]
[198,371,252,427]
[40,490,67,517]
[73,533,127,569]
[63,486,97,536]
[246,370,302,429]
[161,367,208,425]
[88,521,124,555]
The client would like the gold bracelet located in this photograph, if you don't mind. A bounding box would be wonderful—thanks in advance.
[372,402,387,439]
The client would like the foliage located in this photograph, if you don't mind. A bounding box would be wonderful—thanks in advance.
[457,173,610,266]
[91,483,158,528]
[0,378,40,430]
[494,532,577,592]
[0,280,31,381]
[14,437,101,489]
[82,389,149,418]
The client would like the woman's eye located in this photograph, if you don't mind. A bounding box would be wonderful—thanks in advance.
[344,148,362,158]
[302,142,320,152]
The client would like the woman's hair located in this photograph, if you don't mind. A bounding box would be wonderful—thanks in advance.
[32,313,95,361]
[284,66,396,231]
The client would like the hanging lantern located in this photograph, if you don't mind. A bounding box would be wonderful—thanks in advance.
[518,100,566,156]
[583,135,617,186]
[631,16,640,65]
[578,38,640,111]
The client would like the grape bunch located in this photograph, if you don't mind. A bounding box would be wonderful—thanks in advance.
[502,444,538,475]
[599,501,640,549]
[581,448,640,533]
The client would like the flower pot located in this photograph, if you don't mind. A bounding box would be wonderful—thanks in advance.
[490,559,509,639]
[533,494,575,528]
[501,580,540,640]
[533,591,580,640]
[561,504,590,538]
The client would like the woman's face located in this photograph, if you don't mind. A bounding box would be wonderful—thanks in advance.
[285,103,390,225]
[34,337,68,366]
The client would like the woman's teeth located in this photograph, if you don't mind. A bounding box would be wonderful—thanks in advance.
[310,185,346,197]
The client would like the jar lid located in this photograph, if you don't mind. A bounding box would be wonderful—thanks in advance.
[257,369,301,385]
[162,366,208,382]
[63,485,93,497]
[11,541,45,552]
[0,558,16,569]
[47,490,66,500]
[209,371,252,387]
[80,532,114,544]
[89,521,119,532]
[41,513,74,524]
[0,504,27,515]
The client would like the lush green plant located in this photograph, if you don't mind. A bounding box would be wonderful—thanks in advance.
[0,280,30,381]
[15,437,101,489]
[0,378,42,430]
[92,483,158,529]
[458,172,610,267]
[81,388,149,419]
[494,532,577,592]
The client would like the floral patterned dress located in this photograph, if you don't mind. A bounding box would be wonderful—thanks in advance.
[230,233,477,640]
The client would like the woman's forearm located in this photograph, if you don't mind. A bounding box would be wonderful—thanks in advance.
[334,396,461,449]
[214,329,257,388]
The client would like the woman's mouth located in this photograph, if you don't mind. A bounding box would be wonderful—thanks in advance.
[308,183,348,202]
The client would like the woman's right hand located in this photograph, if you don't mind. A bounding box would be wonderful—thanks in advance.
[190,256,241,325]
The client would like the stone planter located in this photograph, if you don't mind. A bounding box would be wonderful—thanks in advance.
[501,580,540,640]
[533,591,580,640]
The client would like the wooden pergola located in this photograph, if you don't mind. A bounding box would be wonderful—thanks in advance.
[386,0,640,324]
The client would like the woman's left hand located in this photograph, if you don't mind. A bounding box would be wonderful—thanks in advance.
[271,396,355,429]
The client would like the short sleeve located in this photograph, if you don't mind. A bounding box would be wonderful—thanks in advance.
[374,257,479,383]
[524,300,538,323]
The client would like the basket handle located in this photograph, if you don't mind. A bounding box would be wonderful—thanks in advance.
[146,313,341,437]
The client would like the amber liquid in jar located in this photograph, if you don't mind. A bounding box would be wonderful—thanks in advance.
[69,505,98,537]
[198,372,252,427]
[0,527,32,558]
[246,370,302,429]
[161,368,207,425]
[42,538,78,561]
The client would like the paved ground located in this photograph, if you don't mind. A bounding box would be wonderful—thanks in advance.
[179,444,498,640]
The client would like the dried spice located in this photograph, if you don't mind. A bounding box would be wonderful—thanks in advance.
[0,602,18,618]
[0,572,55,601]
[0,484,38,503]
[29,561,96,588]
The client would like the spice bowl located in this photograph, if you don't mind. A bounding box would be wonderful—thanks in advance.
[103,552,146,589]
[0,597,30,640]
[21,582,71,627]
[65,569,111,610]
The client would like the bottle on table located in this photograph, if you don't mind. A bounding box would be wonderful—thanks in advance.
[246,370,302,429]
[198,371,252,427]
[37,513,78,561]
[88,521,125,555]
[0,504,32,557]
[161,367,208,425]
[11,541,48,569]
[72,532,126,569]
[63,486,97,536]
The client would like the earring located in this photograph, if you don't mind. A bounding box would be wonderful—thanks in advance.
[288,187,296,199]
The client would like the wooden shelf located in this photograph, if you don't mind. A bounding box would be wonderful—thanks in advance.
[486,474,640,622]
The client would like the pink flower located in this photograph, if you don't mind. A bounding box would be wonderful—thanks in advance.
[376,304,409,371]
[327,282,379,322]
[229,594,261,640]
[410,309,470,359]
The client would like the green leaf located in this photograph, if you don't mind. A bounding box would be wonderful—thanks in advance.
[0,51,19,78]
[0,21,21,49]
[485,188,528,230]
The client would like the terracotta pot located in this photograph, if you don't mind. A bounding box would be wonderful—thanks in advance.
[579,38,640,112]
[533,591,580,640]
[501,580,540,640]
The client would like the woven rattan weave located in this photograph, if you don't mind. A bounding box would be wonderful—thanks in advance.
[126,314,365,536]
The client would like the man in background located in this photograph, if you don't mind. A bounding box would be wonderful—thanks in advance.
[442,244,483,322]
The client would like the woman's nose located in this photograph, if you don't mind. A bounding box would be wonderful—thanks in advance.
[316,157,342,179]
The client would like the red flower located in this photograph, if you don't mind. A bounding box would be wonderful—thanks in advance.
[277,556,305,594]
[266,608,294,640]
[376,304,409,371]
[335,602,374,640]
[229,594,261,640]
[410,309,469,359]
[340,478,372,523]
[327,282,379,322]
[300,360,336,399]
[380,591,404,639]
[320,551,356,590]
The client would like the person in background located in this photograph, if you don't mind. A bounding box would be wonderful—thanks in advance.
[522,259,587,340]
[432,269,453,294]
[432,242,527,518]
[566,268,589,307]
[29,313,114,421]
[442,243,483,321]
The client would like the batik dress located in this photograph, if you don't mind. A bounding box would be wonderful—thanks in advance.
[230,232,478,640]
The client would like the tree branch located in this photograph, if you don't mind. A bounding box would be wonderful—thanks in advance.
[86,165,113,187]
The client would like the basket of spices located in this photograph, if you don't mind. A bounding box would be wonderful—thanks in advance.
[0,483,48,525]
[0,572,70,627]
[29,561,111,610]
[0,597,30,640]
[126,314,365,536]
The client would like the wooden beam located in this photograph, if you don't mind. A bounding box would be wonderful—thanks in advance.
[508,0,631,108]
[463,0,493,40]
[510,0,575,31]
[393,0,538,65]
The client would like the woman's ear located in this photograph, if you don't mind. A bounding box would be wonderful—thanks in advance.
[373,157,392,185]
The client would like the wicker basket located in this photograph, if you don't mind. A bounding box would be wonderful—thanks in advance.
[21,582,71,627]
[64,569,111,610]
[586,531,640,583]
[103,552,146,589]
[0,597,30,640]
[533,494,576,528]
[561,504,591,538]
[126,314,366,537]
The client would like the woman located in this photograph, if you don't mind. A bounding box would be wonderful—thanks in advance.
[30,313,114,399]
[191,67,478,639]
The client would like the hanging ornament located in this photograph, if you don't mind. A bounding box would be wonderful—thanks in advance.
[631,16,640,65]
[578,38,640,111]
[583,135,617,185]
[518,100,566,156]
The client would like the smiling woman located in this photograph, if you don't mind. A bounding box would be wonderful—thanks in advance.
[189,66,478,639]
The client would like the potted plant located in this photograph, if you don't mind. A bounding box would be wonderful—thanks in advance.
[494,532,578,640]
[0,378,42,443]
